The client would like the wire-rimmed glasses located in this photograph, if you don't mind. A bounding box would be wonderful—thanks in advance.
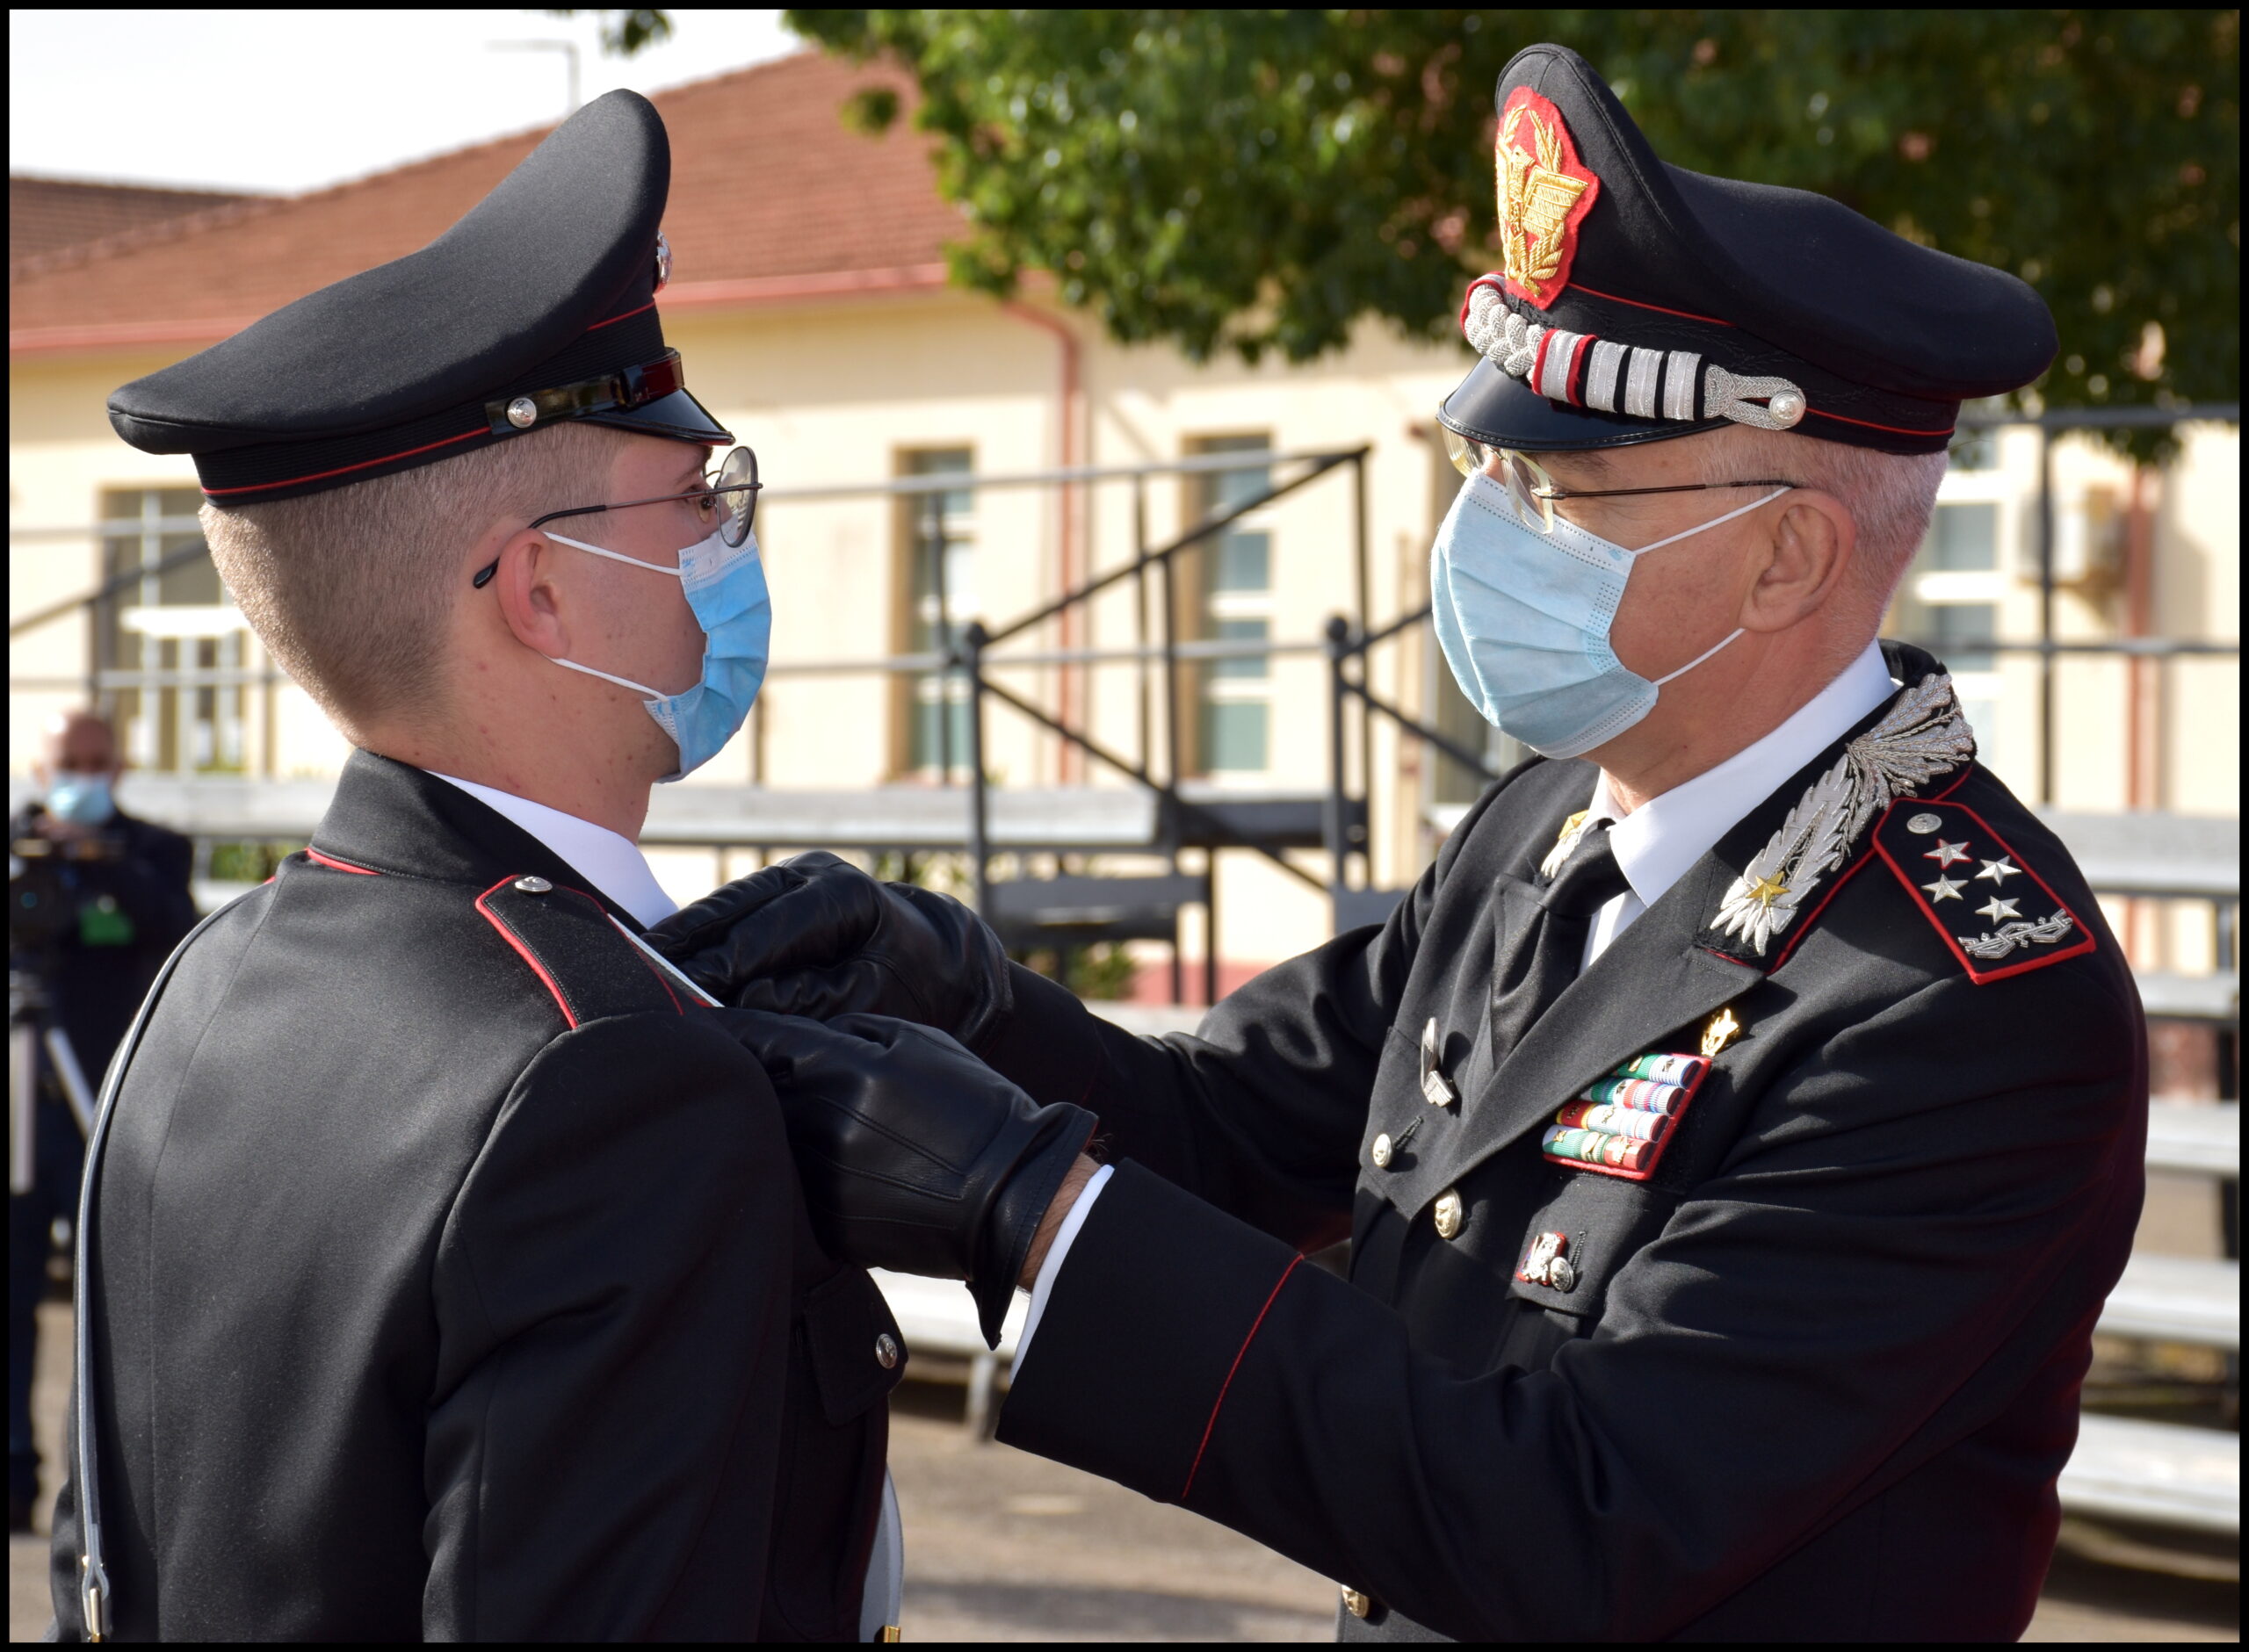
[1442,426,1796,536]
[473,444,761,587]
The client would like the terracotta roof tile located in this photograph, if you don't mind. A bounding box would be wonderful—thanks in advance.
[11,52,964,346]
[9,177,262,273]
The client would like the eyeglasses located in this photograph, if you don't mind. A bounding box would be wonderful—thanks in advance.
[1443,427,1797,537]
[472,444,761,587]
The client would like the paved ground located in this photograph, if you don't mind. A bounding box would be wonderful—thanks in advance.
[11,1151,2240,1641]
[11,1292,2238,1641]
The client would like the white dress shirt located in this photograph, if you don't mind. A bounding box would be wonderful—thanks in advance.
[426,771,678,927]
[1579,640,1895,968]
[1016,641,1899,1367]
[422,768,904,1634]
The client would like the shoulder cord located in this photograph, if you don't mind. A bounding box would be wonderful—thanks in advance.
[72,895,248,1641]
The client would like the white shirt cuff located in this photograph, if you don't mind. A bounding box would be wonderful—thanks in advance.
[1011,1163,1113,1373]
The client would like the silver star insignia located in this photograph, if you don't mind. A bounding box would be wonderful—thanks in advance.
[1975,856,2021,884]
[1975,895,2021,923]
[1923,839,1971,869]
[1921,875,1966,903]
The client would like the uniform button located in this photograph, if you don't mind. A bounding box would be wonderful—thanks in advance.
[1370,1132,1392,1169]
[1548,1254,1577,1293]
[1433,1188,1464,1240]
[1341,1585,1372,1620]
[513,875,553,894]
[874,1332,900,1370]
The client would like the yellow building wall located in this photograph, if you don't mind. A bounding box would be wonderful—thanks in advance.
[10,302,2238,978]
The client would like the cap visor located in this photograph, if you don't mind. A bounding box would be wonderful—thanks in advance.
[582,386,735,447]
[1438,357,1722,452]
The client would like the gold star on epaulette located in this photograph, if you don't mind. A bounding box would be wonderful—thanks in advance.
[1744,873,1790,909]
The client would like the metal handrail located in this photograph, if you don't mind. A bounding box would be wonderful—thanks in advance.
[951,446,1373,958]
[984,449,1357,649]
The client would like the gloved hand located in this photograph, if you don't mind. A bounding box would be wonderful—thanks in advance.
[720,1007,1097,1346]
[649,851,1014,1054]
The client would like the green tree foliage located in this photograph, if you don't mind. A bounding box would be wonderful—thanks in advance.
[784,10,2238,449]
[545,7,673,55]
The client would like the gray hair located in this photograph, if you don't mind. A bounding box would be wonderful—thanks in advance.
[1692,425,1947,649]
[200,422,625,732]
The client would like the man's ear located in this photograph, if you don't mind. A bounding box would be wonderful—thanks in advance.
[486,528,573,660]
[1739,491,1855,633]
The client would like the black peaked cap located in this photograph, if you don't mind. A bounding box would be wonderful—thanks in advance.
[1441,44,2057,455]
[109,90,732,504]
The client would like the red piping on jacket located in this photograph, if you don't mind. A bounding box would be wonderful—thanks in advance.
[1182,1253,1304,1500]
[305,848,380,875]
[1873,793,2098,984]
[474,876,577,1028]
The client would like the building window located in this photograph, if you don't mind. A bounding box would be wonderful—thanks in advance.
[901,449,975,778]
[1891,495,2005,736]
[98,488,246,774]
[1189,436,1275,775]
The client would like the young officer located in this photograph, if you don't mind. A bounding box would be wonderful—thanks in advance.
[47,90,1095,1641]
[659,44,2147,1642]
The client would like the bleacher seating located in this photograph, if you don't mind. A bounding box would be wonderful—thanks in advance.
[31,776,2238,1529]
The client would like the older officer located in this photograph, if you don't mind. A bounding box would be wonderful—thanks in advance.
[48,90,1091,1641]
[658,44,2146,1641]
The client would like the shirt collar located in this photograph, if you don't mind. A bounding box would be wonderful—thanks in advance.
[424,771,678,928]
[1590,641,1897,911]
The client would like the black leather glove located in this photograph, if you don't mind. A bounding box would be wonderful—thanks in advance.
[650,851,1014,1054]
[720,1007,1096,1346]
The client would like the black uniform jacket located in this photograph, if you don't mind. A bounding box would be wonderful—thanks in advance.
[8,804,197,1072]
[985,646,2145,1641]
[49,752,902,1641]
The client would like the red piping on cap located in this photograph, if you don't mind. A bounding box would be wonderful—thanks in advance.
[200,425,487,497]
[1565,333,1596,405]
[1807,406,1956,439]
[586,298,657,333]
[1569,283,1734,328]
[1529,328,1558,397]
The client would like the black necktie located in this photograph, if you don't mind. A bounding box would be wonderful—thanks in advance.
[1490,821,1632,1060]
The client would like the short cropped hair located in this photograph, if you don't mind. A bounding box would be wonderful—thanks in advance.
[1691,425,1948,657]
[200,422,623,732]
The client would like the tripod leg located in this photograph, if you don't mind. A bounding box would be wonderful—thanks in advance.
[8,1025,33,1196]
[41,1028,96,1138]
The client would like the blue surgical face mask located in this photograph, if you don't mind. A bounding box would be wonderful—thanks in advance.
[1430,471,1788,760]
[45,773,118,826]
[541,525,772,782]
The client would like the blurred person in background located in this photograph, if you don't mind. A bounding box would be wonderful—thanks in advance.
[8,708,193,1533]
